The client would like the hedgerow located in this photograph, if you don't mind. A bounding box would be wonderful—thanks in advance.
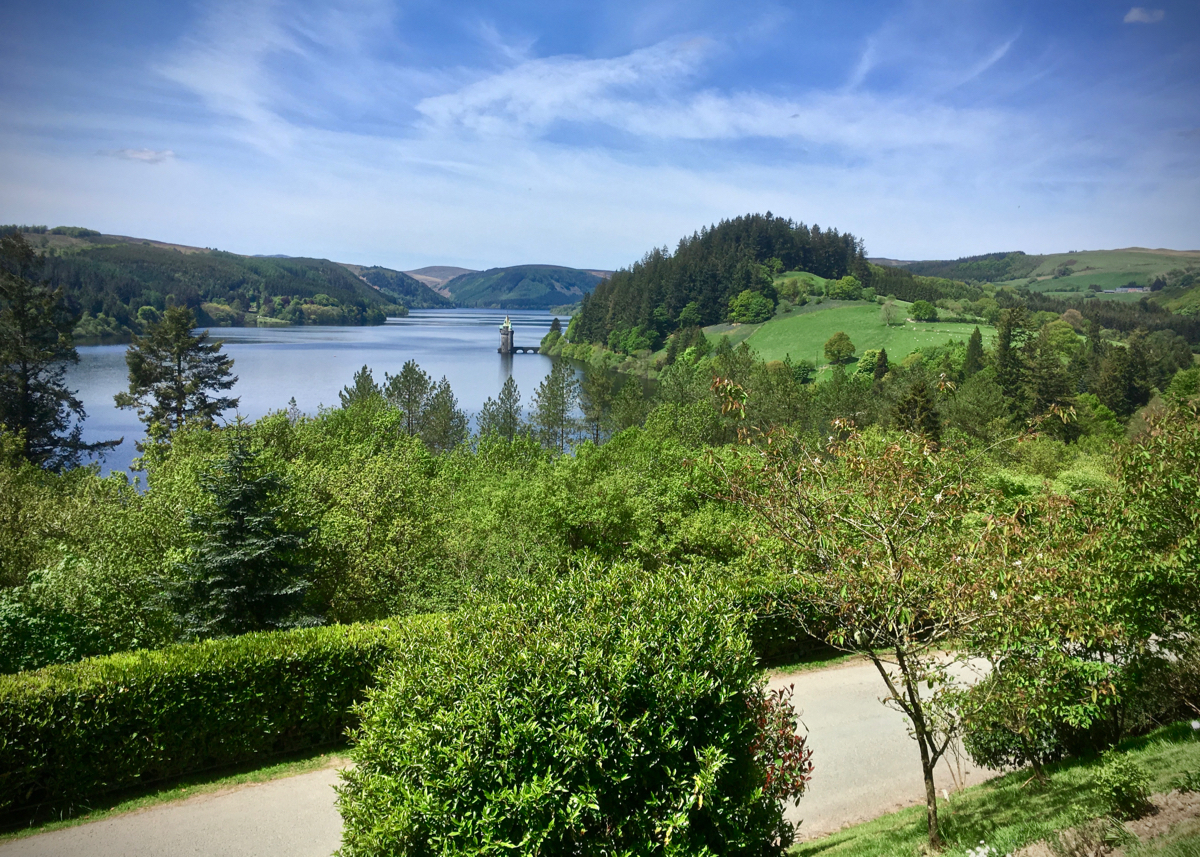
[0,616,443,816]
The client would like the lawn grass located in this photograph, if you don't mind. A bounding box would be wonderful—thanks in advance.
[0,744,349,842]
[790,721,1200,857]
[742,304,991,367]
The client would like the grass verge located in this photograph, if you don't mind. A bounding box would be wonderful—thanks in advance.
[790,720,1200,857]
[0,744,349,843]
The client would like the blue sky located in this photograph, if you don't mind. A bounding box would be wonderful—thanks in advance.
[1,0,1197,269]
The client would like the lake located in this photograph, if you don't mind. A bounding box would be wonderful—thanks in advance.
[68,309,561,475]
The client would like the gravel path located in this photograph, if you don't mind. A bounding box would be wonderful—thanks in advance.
[1,658,995,855]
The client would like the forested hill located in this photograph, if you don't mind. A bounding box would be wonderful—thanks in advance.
[0,226,428,339]
[899,252,1042,283]
[444,265,602,308]
[342,264,454,308]
[571,213,871,346]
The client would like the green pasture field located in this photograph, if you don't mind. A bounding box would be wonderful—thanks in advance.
[791,720,1200,857]
[994,248,1199,292]
[739,304,991,368]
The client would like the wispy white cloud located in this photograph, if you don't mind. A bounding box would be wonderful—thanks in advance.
[1124,7,1165,24]
[99,148,176,163]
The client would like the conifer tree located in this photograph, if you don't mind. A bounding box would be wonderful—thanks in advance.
[580,364,616,444]
[893,380,941,445]
[477,376,523,441]
[873,347,890,383]
[0,233,118,468]
[420,377,468,453]
[115,306,238,433]
[531,360,579,452]
[340,365,382,407]
[963,327,985,378]
[170,427,315,639]
[993,308,1030,413]
[384,360,431,436]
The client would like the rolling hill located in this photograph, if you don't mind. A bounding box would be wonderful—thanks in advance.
[340,264,453,308]
[444,265,603,309]
[404,266,476,293]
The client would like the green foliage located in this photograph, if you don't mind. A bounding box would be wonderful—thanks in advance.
[0,233,117,469]
[574,214,868,345]
[910,300,938,322]
[114,306,239,433]
[168,427,315,639]
[729,288,776,323]
[0,618,435,815]
[340,365,383,408]
[827,275,863,301]
[1094,752,1153,820]
[824,330,856,364]
[444,265,601,309]
[354,266,452,308]
[531,360,580,452]
[477,376,524,441]
[339,566,811,857]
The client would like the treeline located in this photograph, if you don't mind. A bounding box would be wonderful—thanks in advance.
[1,230,409,339]
[571,213,870,347]
[900,251,1043,283]
[1016,288,1200,342]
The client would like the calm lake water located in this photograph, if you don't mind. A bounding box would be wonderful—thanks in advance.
[68,309,560,475]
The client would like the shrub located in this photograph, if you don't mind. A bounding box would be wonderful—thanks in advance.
[911,300,939,322]
[0,618,437,815]
[1094,751,1152,819]
[339,566,811,856]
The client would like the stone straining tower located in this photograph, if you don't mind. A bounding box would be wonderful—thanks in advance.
[498,315,514,354]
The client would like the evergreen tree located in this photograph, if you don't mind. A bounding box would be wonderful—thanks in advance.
[580,364,616,444]
[531,360,580,452]
[420,377,468,453]
[0,233,118,468]
[893,380,941,445]
[609,377,650,432]
[340,365,382,407]
[170,428,315,639]
[993,308,1030,413]
[1026,329,1075,421]
[477,376,523,441]
[963,327,985,378]
[384,360,431,436]
[873,348,890,383]
[115,306,238,433]
[1093,333,1152,419]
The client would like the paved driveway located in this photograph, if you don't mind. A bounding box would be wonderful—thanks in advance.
[1,658,995,855]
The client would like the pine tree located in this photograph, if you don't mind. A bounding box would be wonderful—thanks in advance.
[171,427,315,639]
[609,377,649,432]
[0,233,119,468]
[963,327,984,378]
[384,360,431,436]
[420,377,468,453]
[893,380,941,445]
[993,308,1030,413]
[580,364,616,444]
[477,376,523,441]
[873,347,890,383]
[115,305,238,433]
[340,365,382,407]
[531,360,579,452]
[1026,329,1074,420]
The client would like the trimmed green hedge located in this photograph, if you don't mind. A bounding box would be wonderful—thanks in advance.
[339,567,802,856]
[0,617,442,815]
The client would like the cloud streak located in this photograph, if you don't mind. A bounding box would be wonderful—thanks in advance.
[1124,7,1165,24]
[99,148,176,163]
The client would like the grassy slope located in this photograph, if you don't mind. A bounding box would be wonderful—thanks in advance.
[736,303,990,367]
[792,720,1200,857]
[991,248,1200,297]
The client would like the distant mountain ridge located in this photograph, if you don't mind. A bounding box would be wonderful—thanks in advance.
[443,264,603,309]
[340,263,452,308]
